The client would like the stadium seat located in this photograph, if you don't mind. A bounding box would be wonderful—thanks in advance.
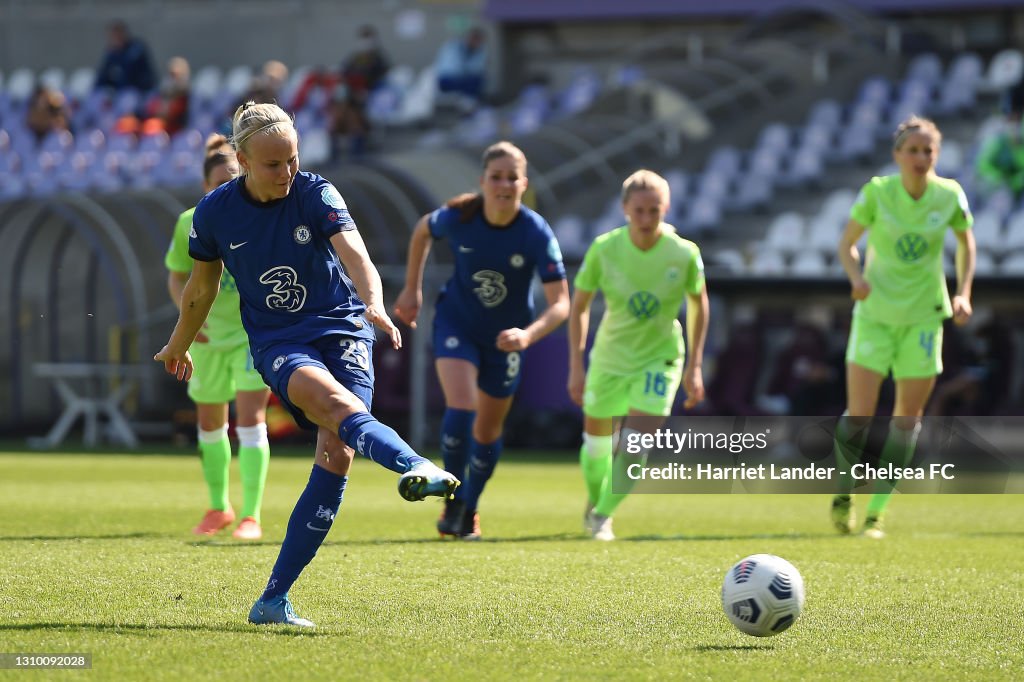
[935,139,964,177]
[554,69,601,119]
[223,65,254,99]
[757,122,790,153]
[67,67,95,102]
[789,251,829,277]
[1001,210,1024,252]
[552,214,589,260]
[999,252,1024,274]
[857,76,891,108]
[807,98,842,128]
[837,124,875,161]
[806,214,843,254]
[907,52,942,86]
[608,64,645,87]
[38,67,65,94]
[711,248,745,273]
[299,127,331,166]
[390,64,438,127]
[192,65,223,103]
[763,212,805,253]
[734,172,773,211]
[6,67,35,103]
[974,251,997,276]
[982,48,1024,93]
[788,146,825,186]
[749,249,786,275]
[707,145,742,178]
[684,196,722,234]
[969,209,1004,254]
[170,128,203,154]
[663,167,688,200]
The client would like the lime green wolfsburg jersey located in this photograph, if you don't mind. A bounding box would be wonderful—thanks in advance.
[164,207,248,350]
[575,225,705,376]
[849,175,973,326]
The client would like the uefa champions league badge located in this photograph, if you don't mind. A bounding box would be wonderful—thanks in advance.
[294,225,312,244]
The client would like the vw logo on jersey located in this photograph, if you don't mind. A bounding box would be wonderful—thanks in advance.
[272,355,286,371]
[445,336,459,349]
[294,225,312,244]
[895,233,927,262]
[510,253,525,268]
[627,291,660,320]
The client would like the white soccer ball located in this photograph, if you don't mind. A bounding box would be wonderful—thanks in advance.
[721,554,805,637]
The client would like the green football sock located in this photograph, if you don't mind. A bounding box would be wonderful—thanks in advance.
[198,427,231,511]
[594,429,645,518]
[580,434,612,505]
[867,421,921,518]
[833,412,870,496]
[237,425,270,523]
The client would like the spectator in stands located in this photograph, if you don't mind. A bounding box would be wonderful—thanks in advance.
[763,312,843,416]
[567,169,709,541]
[394,141,569,540]
[832,116,976,540]
[975,82,1024,197]
[928,314,1015,416]
[94,20,156,93]
[25,85,70,142]
[164,134,271,541]
[329,25,390,156]
[241,60,289,106]
[140,56,191,136]
[435,26,487,105]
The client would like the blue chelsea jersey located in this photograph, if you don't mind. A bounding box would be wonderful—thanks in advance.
[189,171,374,353]
[430,204,566,345]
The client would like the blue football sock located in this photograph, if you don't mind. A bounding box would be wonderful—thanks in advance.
[260,465,346,601]
[440,408,474,499]
[338,412,427,474]
[462,438,502,512]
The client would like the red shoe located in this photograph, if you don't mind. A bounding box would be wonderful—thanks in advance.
[232,516,263,540]
[192,508,236,535]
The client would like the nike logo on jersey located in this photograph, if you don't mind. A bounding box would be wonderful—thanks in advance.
[305,522,329,532]
[230,241,248,250]
[458,245,474,253]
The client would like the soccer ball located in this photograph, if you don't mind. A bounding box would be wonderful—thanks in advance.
[721,554,805,637]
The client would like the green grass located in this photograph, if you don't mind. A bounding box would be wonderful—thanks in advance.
[1,451,1022,681]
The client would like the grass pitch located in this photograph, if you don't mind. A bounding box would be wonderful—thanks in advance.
[0,450,1022,681]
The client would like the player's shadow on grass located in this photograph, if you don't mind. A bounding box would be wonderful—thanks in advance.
[0,532,162,542]
[0,622,327,637]
[695,644,771,651]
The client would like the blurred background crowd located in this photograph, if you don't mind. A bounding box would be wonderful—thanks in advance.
[2,0,1023,450]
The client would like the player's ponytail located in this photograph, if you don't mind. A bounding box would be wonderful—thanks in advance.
[231,100,294,154]
[446,192,484,222]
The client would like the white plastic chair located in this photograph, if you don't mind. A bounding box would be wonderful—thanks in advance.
[763,212,806,253]
[983,49,1024,93]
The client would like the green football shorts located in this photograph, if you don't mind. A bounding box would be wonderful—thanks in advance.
[583,358,684,418]
[845,315,944,380]
[188,341,268,403]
